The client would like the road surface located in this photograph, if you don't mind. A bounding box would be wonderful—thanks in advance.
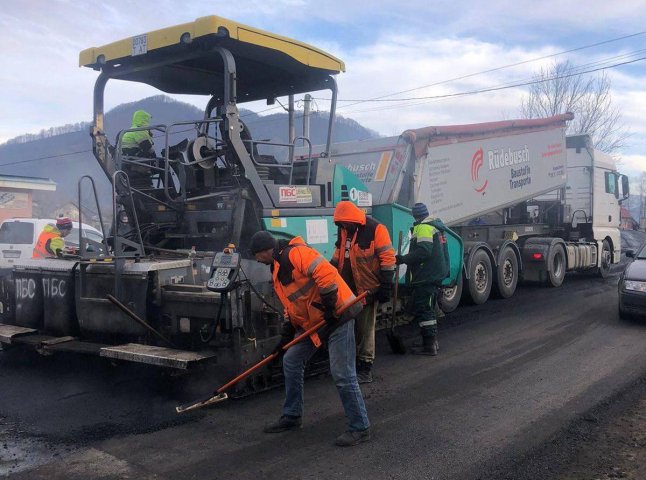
[1,267,645,479]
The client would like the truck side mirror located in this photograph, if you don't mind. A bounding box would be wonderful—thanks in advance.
[626,249,635,258]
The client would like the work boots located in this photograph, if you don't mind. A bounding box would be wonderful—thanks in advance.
[263,415,302,433]
[335,428,371,446]
[356,360,373,384]
[411,335,439,356]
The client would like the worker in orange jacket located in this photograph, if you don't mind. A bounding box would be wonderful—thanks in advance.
[331,201,396,383]
[32,217,73,258]
[250,231,371,447]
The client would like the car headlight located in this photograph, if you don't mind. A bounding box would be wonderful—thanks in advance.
[624,280,646,292]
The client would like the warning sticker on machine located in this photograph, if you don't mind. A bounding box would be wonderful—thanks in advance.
[349,188,372,207]
[279,186,313,204]
[306,219,328,244]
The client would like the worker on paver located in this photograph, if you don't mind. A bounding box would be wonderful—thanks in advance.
[331,201,396,383]
[249,230,371,446]
[32,216,73,258]
[121,110,155,157]
[396,202,448,356]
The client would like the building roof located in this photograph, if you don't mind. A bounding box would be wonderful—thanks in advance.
[621,206,635,219]
[0,174,56,192]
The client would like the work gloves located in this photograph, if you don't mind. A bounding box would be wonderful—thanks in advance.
[272,321,296,355]
[395,254,405,265]
[375,269,395,304]
[375,283,392,304]
[320,288,338,325]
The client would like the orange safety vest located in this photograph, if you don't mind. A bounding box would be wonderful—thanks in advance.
[32,229,61,259]
[272,236,362,347]
[331,201,396,296]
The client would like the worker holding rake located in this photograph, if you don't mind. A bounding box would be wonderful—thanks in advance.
[250,230,371,447]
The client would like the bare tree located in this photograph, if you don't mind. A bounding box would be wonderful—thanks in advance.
[520,60,630,154]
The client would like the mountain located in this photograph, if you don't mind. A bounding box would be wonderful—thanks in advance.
[0,95,379,219]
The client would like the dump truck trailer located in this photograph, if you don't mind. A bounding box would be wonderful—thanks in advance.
[306,115,630,312]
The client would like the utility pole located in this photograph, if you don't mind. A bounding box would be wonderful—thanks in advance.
[288,94,295,167]
[302,94,312,140]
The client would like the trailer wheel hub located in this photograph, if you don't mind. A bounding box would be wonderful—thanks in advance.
[475,263,488,293]
[502,259,514,287]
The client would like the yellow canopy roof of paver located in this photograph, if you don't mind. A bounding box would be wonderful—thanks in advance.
[80,15,345,101]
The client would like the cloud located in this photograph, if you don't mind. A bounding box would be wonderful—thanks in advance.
[619,154,646,177]
[331,35,560,133]
[0,0,645,161]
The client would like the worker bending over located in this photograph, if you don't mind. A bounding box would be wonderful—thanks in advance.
[249,230,371,447]
[32,216,73,258]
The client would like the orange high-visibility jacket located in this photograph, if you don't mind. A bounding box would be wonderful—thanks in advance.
[331,201,396,295]
[272,236,362,347]
[32,225,64,259]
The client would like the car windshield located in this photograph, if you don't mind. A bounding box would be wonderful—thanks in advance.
[66,227,104,247]
[637,243,646,259]
[0,222,34,244]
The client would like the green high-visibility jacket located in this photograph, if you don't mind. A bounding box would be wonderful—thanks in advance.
[121,110,153,151]
[400,217,449,285]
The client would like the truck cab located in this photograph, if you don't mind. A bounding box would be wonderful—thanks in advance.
[564,134,627,274]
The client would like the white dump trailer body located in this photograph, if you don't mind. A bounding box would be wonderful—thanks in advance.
[312,113,629,312]
[402,115,571,225]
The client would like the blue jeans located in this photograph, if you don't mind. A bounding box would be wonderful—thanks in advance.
[281,319,370,432]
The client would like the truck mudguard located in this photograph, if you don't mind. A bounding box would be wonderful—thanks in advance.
[429,219,464,288]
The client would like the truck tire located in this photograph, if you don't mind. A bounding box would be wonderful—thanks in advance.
[438,273,463,313]
[547,244,566,287]
[494,246,518,299]
[597,239,611,278]
[466,249,492,304]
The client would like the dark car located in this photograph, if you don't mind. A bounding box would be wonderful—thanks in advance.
[618,243,646,319]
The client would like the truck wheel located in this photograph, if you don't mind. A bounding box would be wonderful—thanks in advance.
[494,247,518,299]
[466,249,492,304]
[547,244,566,287]
[597,239,611,278]
[438,274,463,313]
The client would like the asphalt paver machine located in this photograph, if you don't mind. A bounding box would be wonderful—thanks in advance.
[0,15,371,395]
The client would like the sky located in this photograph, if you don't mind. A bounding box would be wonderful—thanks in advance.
[1,0,645,178]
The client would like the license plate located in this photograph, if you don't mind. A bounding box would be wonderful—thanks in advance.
[132,34,148,56]
[2,250,20,258]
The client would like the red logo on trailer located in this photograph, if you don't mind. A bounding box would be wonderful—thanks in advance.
[471,148,488,194]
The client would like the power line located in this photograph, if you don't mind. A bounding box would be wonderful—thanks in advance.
[320,54,646,117]
[334,30,646,110]
[339,50,646,115]
[3,33,644,167]
[0,149,92,167]
[0,107,283,167]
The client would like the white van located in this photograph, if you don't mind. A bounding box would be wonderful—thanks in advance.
[0,218,105,263]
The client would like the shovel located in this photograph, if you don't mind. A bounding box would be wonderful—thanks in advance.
[386,231,406,354]
[176,291,368,414]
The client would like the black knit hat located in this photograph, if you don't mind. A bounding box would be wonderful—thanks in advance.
[412,202,429,220]
[249,231,276,255]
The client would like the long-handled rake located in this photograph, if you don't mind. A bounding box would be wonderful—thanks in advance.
[176,291,368,414]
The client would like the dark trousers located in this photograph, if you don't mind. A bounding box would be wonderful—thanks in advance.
[411,283,438,338]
